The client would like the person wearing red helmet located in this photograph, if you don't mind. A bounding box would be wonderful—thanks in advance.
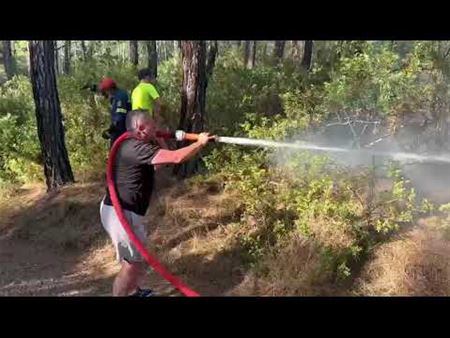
[99,77,132,146]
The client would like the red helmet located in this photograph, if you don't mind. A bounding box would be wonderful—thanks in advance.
[99,77,117,92]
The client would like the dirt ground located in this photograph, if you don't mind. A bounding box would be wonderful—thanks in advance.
[0,168,246,296]
[1,165,449,297]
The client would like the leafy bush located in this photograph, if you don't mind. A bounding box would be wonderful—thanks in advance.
[203,105,434,288]
[0,77,41,184]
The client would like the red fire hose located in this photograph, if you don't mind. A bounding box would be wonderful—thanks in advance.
[106,131,200,297]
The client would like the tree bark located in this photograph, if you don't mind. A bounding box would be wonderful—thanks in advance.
[273,41,285,62]
[206,41,218,78]
[88,41,95,59]
[291,40,301,59]
[301,40,313,71]
[175,41,207,178]
[146,41,157,77]
[63,40,71,74]
[2,41,15,80]
[251,41,257,68]
[81,40,87,60]
[244,41,251,68]
[129,40,139,66]
[54,41,60,74]
[263,42,268,58]
[28,41,74,191]
[26,42,31,76]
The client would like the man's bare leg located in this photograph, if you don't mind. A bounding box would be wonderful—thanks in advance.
[112,260,145,296]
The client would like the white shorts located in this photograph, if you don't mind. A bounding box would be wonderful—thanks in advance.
[100,199,147,263]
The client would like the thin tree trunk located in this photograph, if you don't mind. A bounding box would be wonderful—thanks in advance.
[2,41,15,80]
[63,40,71,74]
[246,41,254,69]
[176,41,207,178]
[29,40,74,191]
[273,40,286,62]
[291,41,301,59]
[244,41,251,68]
[88,41,95,59]
[54,41,59,75]
[26,42,31,76]
[163,41,167,62]
[129,40,138,66]
[301,40,313,71]
[146,41,157,77]
[251,40,257,68]
[81,40,87,60]
[206,41,218,78]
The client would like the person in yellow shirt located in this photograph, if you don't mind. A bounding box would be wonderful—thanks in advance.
[132,68,161,119]
[132,68,168,149]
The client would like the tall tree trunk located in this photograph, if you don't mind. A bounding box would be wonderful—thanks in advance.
[173,40,179,57]
[206,41,218,78]
[26,42,31,76]
[175,41,207,178]
[263,42,268,58]
[146,41,157,77]
[291,40,301,59]
[273,40,286,62]
[54,41,59,75]
[88,41,95,59]
[301,40,314,71]
[28,41,74,191]
[244,41,251,68]
[2,41,15,80]
[63,40,71,74]
[129,40,138,66]
[251,41,257,68]
[81,40,87,60]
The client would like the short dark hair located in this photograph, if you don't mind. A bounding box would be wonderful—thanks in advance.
[137,68,155,81]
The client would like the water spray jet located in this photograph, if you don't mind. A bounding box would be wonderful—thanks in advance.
[160,131,450,164]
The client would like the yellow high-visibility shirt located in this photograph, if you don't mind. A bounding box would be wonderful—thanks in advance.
[131,82,160,114]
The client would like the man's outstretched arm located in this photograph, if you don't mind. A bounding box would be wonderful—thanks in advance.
[151,133,213,165]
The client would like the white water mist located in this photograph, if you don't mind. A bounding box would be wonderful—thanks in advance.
[216,136,450,164]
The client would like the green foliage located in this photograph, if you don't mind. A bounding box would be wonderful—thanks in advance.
[206,49,304,135]
[204,95,435,285]
[0,54,186,183]
[157,55,183,128]
[2,40,449,295]
[0,76,41,184]
[322,45,422,115]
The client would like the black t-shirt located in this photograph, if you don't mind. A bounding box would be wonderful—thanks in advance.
[104,138,160,216]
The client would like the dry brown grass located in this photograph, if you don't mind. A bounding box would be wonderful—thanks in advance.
[7,182,106,251]
[3,174,449,297]
[352,217,450,296]
[0,183,46,234]
[229,233,332,296]
[308,216,360,251]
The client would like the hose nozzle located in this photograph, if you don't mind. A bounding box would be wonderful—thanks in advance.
[174,130,216,142]
[155,130,216,142]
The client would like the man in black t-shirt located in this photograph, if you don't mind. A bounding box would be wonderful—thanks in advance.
[100,110,213,296]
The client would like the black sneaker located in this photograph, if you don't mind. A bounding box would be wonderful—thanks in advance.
[130,288,156,297]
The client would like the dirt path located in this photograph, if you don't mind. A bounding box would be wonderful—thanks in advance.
[0,233,182,296]
[0,170,240,297]
[0,177,184,297]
